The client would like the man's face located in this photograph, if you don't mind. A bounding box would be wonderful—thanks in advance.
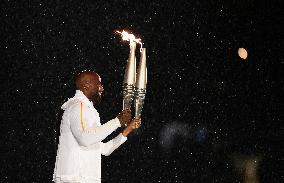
[89,74,104,105]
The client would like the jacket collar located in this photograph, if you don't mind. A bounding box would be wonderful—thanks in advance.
[74,90,94,108]
[61,90,94,110]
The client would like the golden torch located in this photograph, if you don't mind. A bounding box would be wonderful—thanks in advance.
[116,30,147,118]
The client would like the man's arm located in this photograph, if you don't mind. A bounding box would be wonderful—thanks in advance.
[69,103,129,147]
[101,118,141,156]
[101,133,127,156]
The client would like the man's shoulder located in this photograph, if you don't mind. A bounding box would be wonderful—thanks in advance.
[68,100,94,113]
[64,99,84,111]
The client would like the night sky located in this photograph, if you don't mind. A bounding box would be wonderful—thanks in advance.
[1,0,283,182]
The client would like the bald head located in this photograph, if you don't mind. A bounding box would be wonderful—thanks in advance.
[76,71,100,90]
[75,71,104,104]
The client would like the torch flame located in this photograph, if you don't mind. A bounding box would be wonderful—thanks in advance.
[116,30,143,49]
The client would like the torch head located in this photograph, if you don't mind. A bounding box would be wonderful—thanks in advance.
[123,42,137,86]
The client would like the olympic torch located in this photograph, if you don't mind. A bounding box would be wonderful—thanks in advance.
[116,30,147,118]
[122,41,136,110]
[134,48,147,118]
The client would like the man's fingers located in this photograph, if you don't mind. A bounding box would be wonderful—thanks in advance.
[123,108,131,113]
[134,118,141,128]
[136,122,141,128]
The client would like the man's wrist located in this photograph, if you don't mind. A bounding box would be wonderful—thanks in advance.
[122,127,133,137]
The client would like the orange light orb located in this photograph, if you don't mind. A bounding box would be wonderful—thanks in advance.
[238,48,248,60]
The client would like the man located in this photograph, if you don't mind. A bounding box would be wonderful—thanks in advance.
[53,71,141,183]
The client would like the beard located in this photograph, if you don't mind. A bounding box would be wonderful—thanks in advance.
[92,92,102,107]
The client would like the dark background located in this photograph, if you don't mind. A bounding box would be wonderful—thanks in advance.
[1,0,283,182]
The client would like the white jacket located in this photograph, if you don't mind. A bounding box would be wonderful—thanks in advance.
[53,90,127,183]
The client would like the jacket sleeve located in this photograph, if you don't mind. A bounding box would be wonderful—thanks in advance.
[101,133,127,156]
[69,103,121,147]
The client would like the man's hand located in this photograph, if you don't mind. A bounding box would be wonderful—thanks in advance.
[117,108,131,126]
[122,118,141,137]
[127,118,141,130]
